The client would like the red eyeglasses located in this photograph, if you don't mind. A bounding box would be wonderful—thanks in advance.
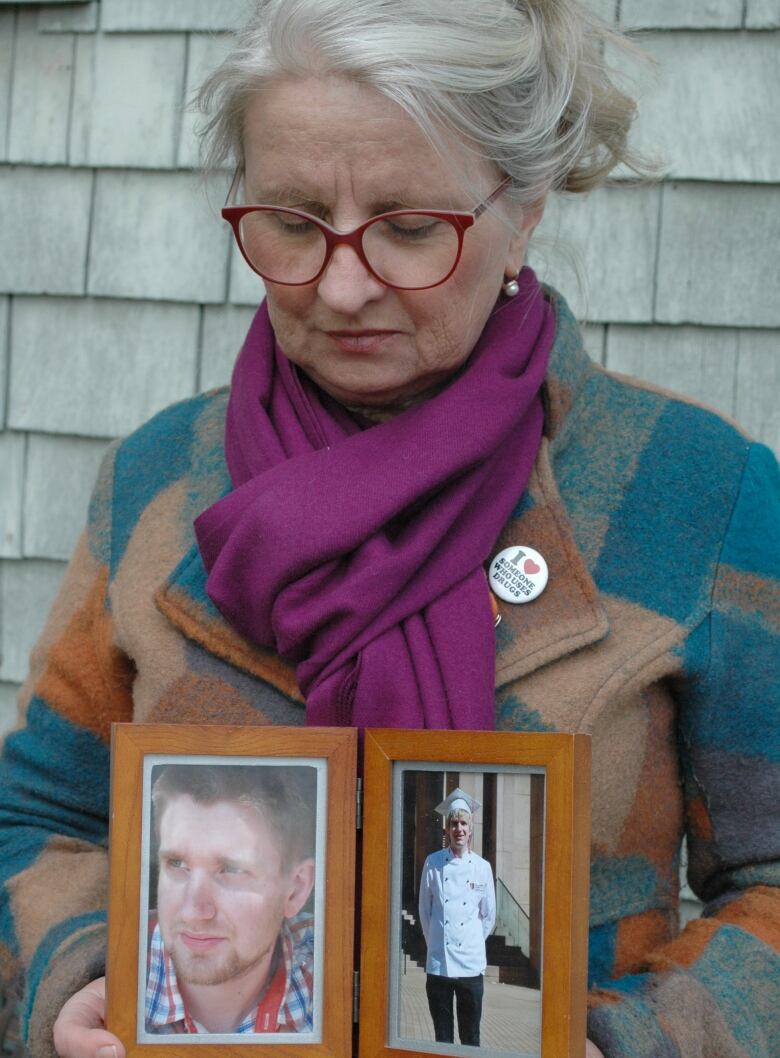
[222,174,511,291]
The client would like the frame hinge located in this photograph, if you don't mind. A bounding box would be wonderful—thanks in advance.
[356,777,363,830]
[353,970,360,1023]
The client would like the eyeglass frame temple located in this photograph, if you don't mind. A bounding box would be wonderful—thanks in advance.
[472,175,512,219]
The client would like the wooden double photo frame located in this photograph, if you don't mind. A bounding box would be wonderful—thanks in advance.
[107,725,590,1058]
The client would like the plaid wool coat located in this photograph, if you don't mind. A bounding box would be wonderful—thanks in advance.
[1,292,778,1058]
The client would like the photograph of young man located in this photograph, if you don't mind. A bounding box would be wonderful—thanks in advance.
[418,788,496,1047]
[144,764,316,1036]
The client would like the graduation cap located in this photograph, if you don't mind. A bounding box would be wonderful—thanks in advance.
[434,787,481,818]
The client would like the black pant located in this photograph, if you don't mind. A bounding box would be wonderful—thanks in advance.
[425,973,484,1046]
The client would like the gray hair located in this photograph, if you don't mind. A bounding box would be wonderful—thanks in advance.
[197,0,648,210]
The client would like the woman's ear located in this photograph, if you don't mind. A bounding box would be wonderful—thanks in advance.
[283,857,316,917]
[505,195,547,277]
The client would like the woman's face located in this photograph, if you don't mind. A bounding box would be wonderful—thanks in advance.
[241,75,542,408]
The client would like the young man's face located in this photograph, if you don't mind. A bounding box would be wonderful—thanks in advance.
[448,811,472,853]
[156,795,313,987]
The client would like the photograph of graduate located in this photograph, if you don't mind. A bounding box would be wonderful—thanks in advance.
[143,762,318,1038]
[395,770,544,1055]
[419,789,496,1047]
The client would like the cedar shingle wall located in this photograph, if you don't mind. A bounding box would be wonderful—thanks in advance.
[1,0,779,733]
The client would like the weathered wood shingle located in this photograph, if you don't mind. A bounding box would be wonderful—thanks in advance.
[0,558,65,683]
[620,0,744,29]
[69,32,187,168]
[582,325,607,365]
[747,0,780,28]
[8,296,199,436]
[0,682,18,735]
[605,325,739,417]
[100,0,248,33]
[734,329,780,453]
[7,11,74,165]
[23,435,109,560]
[87,170,231,302]
[0,432,24,560]
[0,295,7,428]
[618,32,780,182]
[178,33,233,169]
[229,244,268,307]
[0,12,14,164]
[586,0,617,21]
[0,166,93,295]
[38,1,98,33]
[655,183,780,327]
[200,303,257,390]
[533,186,661,323]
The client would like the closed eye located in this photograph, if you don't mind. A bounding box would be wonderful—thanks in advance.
[374,215,445,242]
[266,210,319,235]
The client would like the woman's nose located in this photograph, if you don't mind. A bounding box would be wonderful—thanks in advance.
[316,244,386,315]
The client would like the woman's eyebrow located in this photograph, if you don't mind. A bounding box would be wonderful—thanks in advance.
[372,185,470,210]
[245,183,319,207]
[372,198,433,213]
[246,183,461,214]
[371,189,466,212]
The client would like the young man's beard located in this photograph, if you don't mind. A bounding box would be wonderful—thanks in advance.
[171,936,276,987]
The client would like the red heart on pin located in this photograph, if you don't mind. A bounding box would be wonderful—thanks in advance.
[524,559,540,575]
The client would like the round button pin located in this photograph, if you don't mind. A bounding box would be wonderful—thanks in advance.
[489,546,548,604]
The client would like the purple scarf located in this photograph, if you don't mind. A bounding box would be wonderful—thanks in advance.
[195,268,555,729]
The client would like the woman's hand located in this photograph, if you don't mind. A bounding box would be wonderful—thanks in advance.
[586,1040,606,1058]
[52,978,125,1058]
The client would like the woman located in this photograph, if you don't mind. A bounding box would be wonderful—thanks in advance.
[0,1,777,1056]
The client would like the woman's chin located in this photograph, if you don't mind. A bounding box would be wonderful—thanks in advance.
[303,365,454,413]
[306,371,423,410]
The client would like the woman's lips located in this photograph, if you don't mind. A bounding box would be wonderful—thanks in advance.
[325,330,398,353]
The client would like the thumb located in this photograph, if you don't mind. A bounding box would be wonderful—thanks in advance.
[52,978,126,1058]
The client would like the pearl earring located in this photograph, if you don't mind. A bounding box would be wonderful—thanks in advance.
[502,274,520,297]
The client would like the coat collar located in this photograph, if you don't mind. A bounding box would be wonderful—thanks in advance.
[155,289,609,699]
[493,289,609,687]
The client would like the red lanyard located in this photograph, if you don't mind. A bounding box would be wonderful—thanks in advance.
[253,947,287,1032]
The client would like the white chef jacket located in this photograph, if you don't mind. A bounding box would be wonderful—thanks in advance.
[418,847,496,977]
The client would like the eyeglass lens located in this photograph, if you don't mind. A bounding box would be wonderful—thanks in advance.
[238,210,461,288]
